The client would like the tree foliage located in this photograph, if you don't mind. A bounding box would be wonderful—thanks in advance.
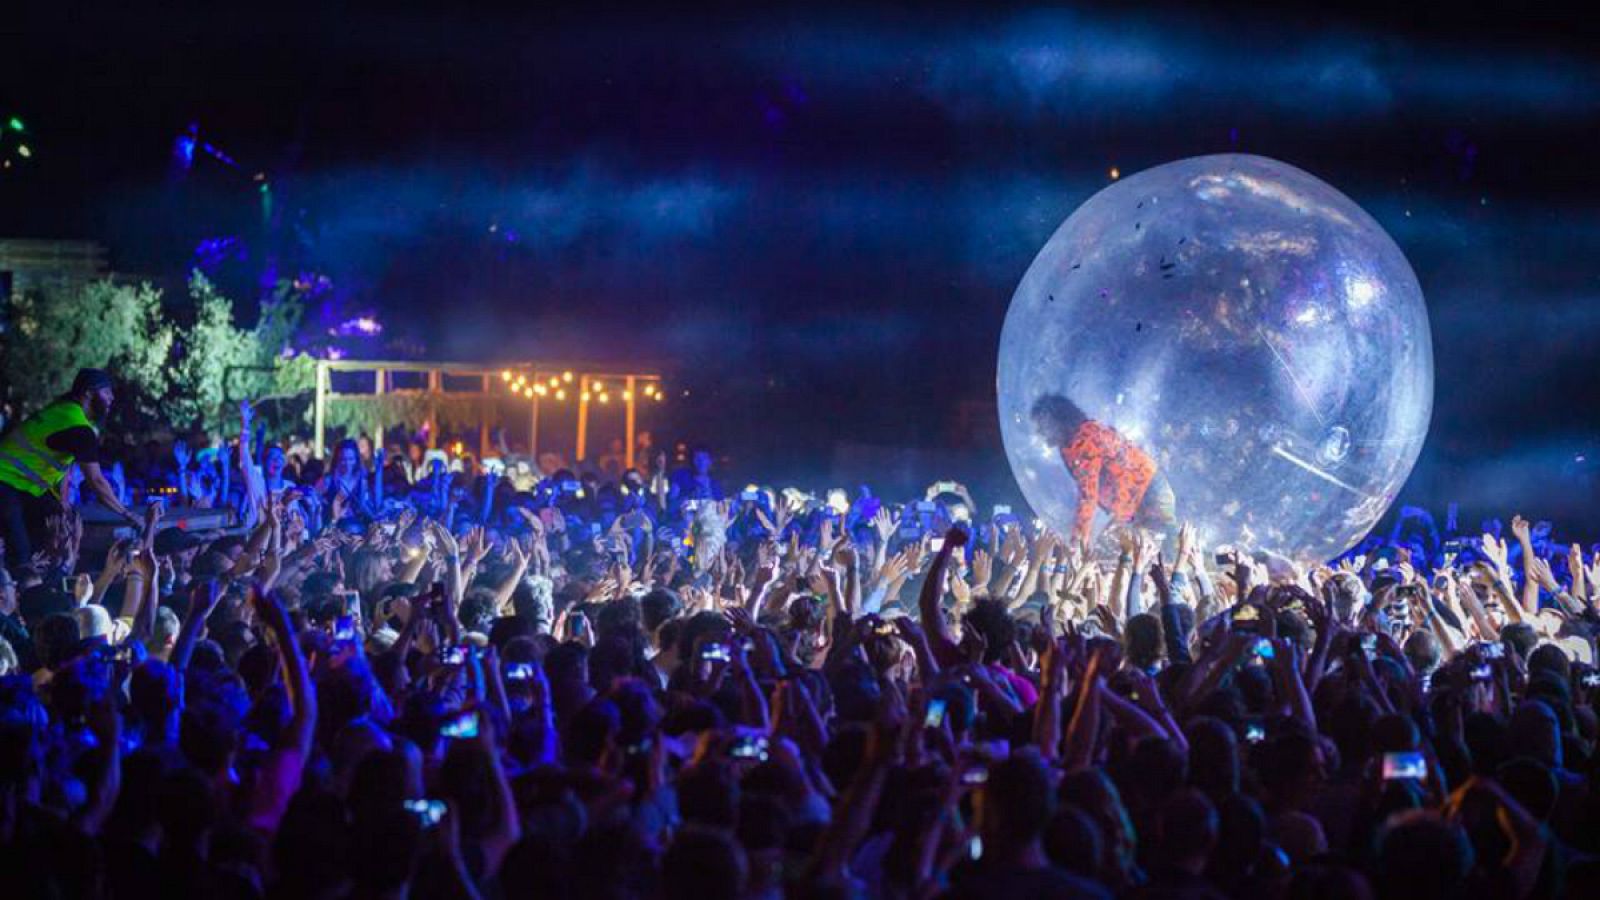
[1,273,316,437]
[0,279,174,418]
[167,272,321,436]
[323,393,495,438]
[165,272,259,435]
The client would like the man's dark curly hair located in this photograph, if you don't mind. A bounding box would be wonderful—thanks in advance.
[1030,393,1088,445]
[962,597,1017,665]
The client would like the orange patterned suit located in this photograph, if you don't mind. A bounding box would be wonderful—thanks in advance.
[1060,420,1158,546]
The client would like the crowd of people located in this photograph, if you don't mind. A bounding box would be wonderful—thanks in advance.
[2,371,1600,899]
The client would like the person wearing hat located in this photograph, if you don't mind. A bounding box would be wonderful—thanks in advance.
[0,368,142,567]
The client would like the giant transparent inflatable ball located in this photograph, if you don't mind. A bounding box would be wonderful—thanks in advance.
[998,155,1433,563]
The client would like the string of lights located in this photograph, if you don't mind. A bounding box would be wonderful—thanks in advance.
[499,368,664,405]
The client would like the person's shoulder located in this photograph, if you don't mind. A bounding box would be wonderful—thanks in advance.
[1069,420,1114,445]
[1030,867,1112,899]
[1084,420,1125,442]
[949,863,1112,900]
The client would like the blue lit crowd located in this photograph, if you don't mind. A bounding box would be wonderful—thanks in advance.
[2,391,1599,899]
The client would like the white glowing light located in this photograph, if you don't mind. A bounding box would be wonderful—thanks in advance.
[1347,277,1377,308]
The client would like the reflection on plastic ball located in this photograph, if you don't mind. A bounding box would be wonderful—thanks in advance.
[998,154,1433,563]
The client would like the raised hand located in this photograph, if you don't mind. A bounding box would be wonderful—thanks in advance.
[832,538,858,570]
[1173,521,1194,567]
[1481,533,1510,573]
[1114,525,1137,558]
[1090,603,1121,641]
[430,521,461,558]
[1527,556,1560,593]
[943,525,969,549]
[247,582,293,638]
[804,569,832,597]
[1395,560,1417,585]
[971,548,994,588]
[1031,527,1059,562]
[191,578,223,621]
[999,526,1026,567]
[947,566,972,607]
[871,507,899,546]
[1136,531,1161,572]
[128,547,157,580]
[1510,515,1531,544]
[467,526,491,566]
[104,538,132,574]
[512,505,543,532]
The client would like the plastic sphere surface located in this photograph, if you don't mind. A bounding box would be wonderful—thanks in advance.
[998,154,1432,563]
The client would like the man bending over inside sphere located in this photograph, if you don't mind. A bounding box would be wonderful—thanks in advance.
[1031,393,1176,548]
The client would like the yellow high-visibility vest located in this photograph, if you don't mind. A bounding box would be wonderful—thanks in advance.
[0,399,96,498]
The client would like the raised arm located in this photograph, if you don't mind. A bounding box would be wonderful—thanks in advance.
[170,580,222,671]
[473,708,521,878]
[1063,648,1105,769]
[1033,637,1068,762]
[245,585,318,835]
[1269,638,1317,732]
[1152,557,1194,665]
[226,511,274,581]
[78,461,142,529]
[918,528,966,658]
[91,540,130,607]
[430,521,466,618]
[238,401,266,527]
[1510,515,1539,614]
[809,699,899,885]
[72,693,122,835]
[489,542,531,617]
[123,549,160,644]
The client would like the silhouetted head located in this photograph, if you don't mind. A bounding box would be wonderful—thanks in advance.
[70,368,116,420]
[335,439,362,477]
[1031,393,1088,444]
[976,748,1056,850]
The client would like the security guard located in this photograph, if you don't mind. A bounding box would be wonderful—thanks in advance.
[0,368,142,568]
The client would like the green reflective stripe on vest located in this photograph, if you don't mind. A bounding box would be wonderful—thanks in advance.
[0,400,95,498]
[0,449,55,493]
[9,429,66,474]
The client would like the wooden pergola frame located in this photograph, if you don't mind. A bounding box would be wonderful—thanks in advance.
[311,359,663,468]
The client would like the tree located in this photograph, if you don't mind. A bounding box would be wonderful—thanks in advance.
[166,272,316,437]
[0,278,174,418]
[1,272,318,438]
[165,272,257,435]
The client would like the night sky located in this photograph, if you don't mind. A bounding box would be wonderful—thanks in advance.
[5,3,1599,525]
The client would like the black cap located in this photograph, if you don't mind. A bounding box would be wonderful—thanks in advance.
[152,526,207,557]
[19,583,73,629]
[71,368,114,394]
